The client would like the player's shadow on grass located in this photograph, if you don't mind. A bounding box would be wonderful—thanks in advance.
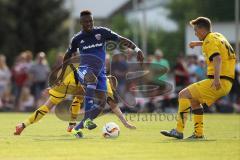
[24,134,70,138]
[30,134,97,141]
[157,139,217,143]
[33,138,77,141]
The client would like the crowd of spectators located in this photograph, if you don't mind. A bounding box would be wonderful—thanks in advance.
[0,51,50,112]
[0,49,239,114]
[108,49,240,114]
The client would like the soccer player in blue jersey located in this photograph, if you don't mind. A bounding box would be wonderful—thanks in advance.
[13,10,142,137]
[61,10,144,138]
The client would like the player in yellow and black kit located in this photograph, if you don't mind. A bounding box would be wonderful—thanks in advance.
[14,65,136,135]
[161,17,236,139]
[66,74,136,132]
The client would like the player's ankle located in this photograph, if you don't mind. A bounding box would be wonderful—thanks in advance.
[176,128,183,134]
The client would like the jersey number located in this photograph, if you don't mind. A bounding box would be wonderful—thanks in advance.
[222,40,235,59]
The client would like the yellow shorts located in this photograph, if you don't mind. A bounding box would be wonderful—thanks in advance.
[187,79,232,106]
[49,71,115,105]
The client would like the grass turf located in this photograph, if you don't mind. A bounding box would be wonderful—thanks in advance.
[0,113,239,160]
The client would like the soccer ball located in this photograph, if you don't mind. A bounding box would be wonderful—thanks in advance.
[102,122,120,138]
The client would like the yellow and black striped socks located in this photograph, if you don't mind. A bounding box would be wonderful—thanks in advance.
[69,97,82,124]
[176,98,191,133]
[192,108,204,136]
[24,105,50,127]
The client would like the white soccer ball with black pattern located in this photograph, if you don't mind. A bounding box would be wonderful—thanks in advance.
[102,122,120,138]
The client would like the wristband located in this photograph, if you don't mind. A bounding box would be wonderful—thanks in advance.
[134,47,141,53]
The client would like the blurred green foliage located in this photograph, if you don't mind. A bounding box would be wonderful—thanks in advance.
[0,0,69,65]
[109,0,236,66]
[166,0,236,54]
[109,14,182,67]
[0,0,236,67]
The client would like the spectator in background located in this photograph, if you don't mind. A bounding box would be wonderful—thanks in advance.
[174,54,189,93]
[150,49,171,112]
[19,87,34,112]
[29,52,50,103]
[24,50,34,68]
[126,49,137,63]
[0,54,11,97]
[23,50,34,86]
[12,53,29,111]
[52,52,64,70]
[111,54,128,96]
[233,97,240,113]
[151,49,170,84]
[194,56,206,81]
[50,52,65,83]
[146,55,154,63]
[229,63,240,104]
[187,54,198,83]
[0,88,15,111]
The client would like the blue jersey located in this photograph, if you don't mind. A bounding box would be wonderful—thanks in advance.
[67,27,120,75]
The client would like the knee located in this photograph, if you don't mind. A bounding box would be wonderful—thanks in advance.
[178,88,191,99]
[178,89,186,98]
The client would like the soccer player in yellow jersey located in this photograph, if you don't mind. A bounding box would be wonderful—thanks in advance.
[161,17,236,139]
[14,66,135,135]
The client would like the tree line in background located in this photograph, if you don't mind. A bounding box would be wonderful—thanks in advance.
[0,0,69,65]
[166,0,236,59]
[0,0,236,66]
[110,0,236,66]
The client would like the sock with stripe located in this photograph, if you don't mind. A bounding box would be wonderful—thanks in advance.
[74,83,97,130]
[69,97,83,124]
[176,98,191,133]
[192,108,204,136]
[24,105,50,127]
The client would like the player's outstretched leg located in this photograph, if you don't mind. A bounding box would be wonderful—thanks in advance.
[14,99,54,135]
[72,93,106,138]
[73,97,100,131]
[71,97,98,138]
[76,70,98,130]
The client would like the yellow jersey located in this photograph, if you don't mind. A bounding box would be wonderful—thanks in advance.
[202,32,236,79]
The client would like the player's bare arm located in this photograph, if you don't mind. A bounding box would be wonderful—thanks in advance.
[211,54,222,90]
[119,37,144,64]
[108,100,136,129]
[189,41,203,48]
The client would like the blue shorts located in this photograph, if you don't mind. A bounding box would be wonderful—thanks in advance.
[76,66,107,92]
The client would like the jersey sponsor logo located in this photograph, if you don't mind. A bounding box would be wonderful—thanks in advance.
[95,34,101,40]
[82,43,103,50]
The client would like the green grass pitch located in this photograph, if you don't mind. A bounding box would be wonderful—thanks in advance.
[0,113,239,160]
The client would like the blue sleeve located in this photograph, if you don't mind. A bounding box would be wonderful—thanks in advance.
[66,36,78,55]
[102,27,120,42]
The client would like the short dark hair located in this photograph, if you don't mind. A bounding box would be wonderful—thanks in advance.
[190,17,212,31]
[80,10,92,17]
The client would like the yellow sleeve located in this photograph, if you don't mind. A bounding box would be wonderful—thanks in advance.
[204,38,221,61]
[106,79,114,99]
